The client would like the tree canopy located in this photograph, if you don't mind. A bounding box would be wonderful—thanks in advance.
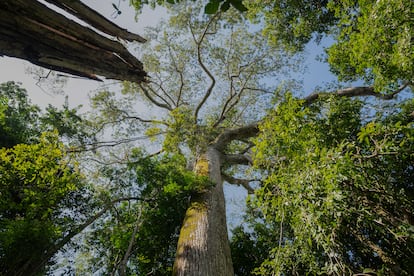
[246,0,413,92]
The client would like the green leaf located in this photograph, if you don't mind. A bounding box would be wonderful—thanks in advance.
[220,1,230,12]
[230,0,247,12]
[205,1,220,14]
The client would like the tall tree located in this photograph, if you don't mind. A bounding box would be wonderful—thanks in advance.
[87,2,294,274]
[8,1,408,274]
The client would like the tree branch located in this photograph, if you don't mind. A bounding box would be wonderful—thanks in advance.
[222,154,252,166]
[93,115,168,135]
[304,83,410,105]
[148,78,176,108]
[192,13,220,121]
[222,173,255,194]
[43,0,146,42]
[0,0,146,82]
[68,134,165,153]
[138,83,173,110]
[214,123,259,152]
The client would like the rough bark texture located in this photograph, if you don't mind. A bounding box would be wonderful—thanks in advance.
[0,0,146,83]
[173,147,234,276]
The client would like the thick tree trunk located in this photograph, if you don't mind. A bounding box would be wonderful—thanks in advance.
[173,147,234,276]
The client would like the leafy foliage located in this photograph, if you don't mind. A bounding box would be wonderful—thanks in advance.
[75,152,208,275]
[129,0,247,14]
[245,0,413,92]
[0,82,94,275]
[0,81,92,149]
[0,132,90,275]
[0,81,41,147]
[327,0,414,91]
[245,0,336,52]
[233,94,414,275]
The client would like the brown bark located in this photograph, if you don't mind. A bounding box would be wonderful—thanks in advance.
[173,148,234,276]
[0,0,146,83]
[303,83,410,105]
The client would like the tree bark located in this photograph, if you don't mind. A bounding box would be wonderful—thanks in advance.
[0,0,146,83]
[173,147,234,276]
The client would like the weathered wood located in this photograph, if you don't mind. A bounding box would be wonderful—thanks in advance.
[44,0,146,42]
[0,0,146,83]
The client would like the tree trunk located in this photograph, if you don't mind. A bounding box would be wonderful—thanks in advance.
[173,147,234,276]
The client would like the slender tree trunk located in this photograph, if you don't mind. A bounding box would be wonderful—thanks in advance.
[173,146,234,276]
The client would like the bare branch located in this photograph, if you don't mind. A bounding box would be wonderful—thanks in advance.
[166,43,186,107]
[304,83,411,105]
[222,173,255,194]
[138,83,172,110]
[149,77,177,106]
[148,79,176,108]
[93,115,168,135]
[192,13,220,121]
[68,134,165,153]
[219,73,254,123]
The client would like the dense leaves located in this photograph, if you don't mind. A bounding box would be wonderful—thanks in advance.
[232,94,414,275]
[129,0,246,14]
[0,82,41,147]
[245,0,336,52]
[0,82,93,275]
[0,132,89,275]
[327,0,414,91]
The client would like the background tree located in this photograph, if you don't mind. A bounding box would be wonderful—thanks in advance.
[0,82,41,147]
[0,82,97,275]
[73,152,205,275]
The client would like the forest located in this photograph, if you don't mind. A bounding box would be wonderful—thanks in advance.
[0,0,413,275]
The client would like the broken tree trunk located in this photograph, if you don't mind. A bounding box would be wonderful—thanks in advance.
[0,0,146,83]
